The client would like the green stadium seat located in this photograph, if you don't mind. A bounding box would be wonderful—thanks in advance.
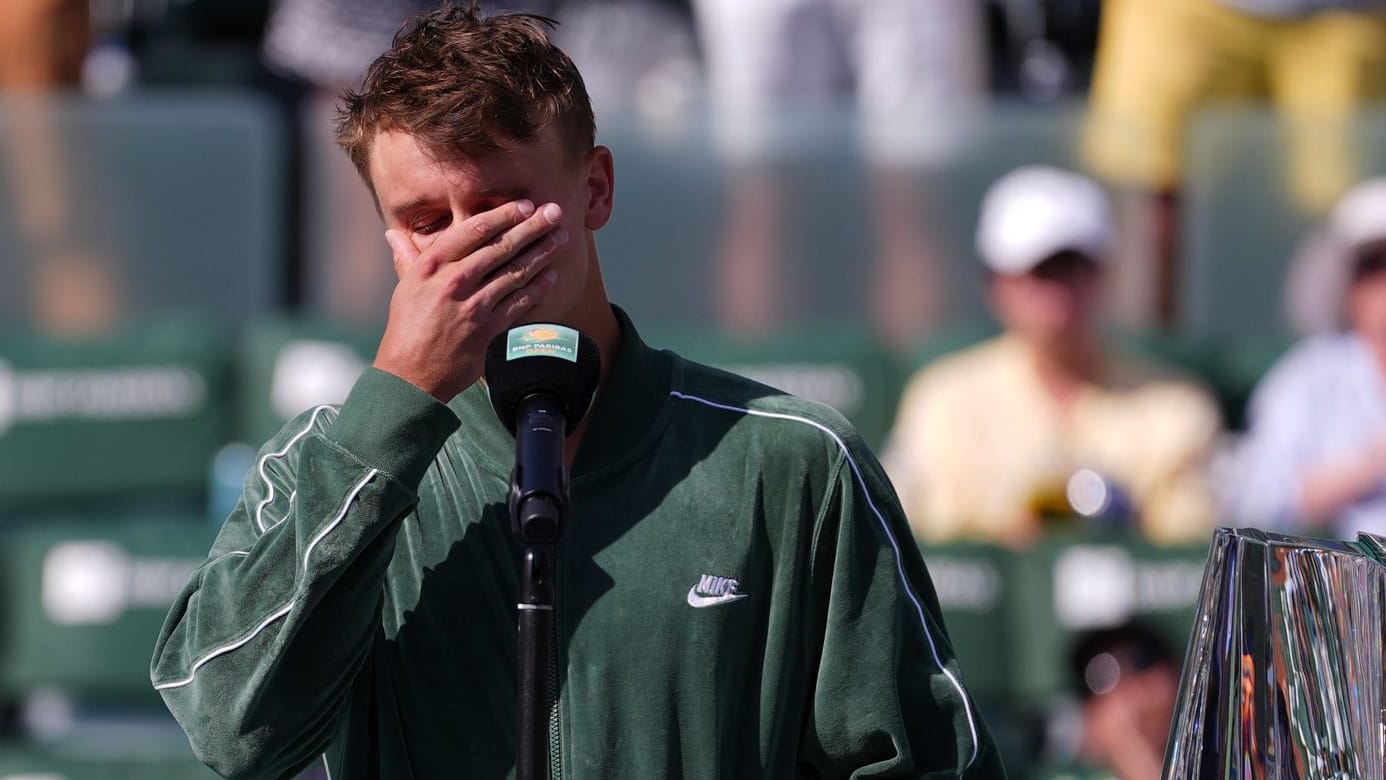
[0,518,218,706]
[1210,336,1294,430]
[236,316,381,448]
[0,518,218,709]
[1001,532,1212,704]
[917,541,1012,703]
[0,517,226,773]
[918,533,1213,771]
[0,739,325,779]
[1115,329,1223,384]
[1026,763,1117,780]
[0,742,221,780]
[1116,329,1298,431]
[0,93,286,332]
[0,320,231,514]
[919,540,1040,771]
[0,512,360,779]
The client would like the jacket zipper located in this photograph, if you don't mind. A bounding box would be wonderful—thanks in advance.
[548,544,562,780]
[548,615,561,780]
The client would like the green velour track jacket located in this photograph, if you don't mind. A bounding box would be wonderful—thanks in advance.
[151,308,1007,780]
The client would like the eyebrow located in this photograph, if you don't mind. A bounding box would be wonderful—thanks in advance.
[389,195,437,222]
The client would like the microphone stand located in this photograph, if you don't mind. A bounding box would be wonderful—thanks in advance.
[517,546,554,780]
[510,395,568,780]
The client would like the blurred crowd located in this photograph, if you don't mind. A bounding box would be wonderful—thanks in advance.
[6,0,1384,537]
[884,163,1386,551]
[6,0,1386,777]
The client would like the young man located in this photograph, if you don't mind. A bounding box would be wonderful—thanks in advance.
[150,6,1004,778]
[884,166,1222,547]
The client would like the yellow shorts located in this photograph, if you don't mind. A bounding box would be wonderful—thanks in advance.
[1083,0,1386,213]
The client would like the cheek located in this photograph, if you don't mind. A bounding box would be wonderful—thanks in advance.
[1042,281,1097,323]
[1024,287,1075,324]
[1072,277,1102,310]
[1351,283,1386,333]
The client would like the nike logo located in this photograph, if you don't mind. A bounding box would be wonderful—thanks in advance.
[687,574,748,608]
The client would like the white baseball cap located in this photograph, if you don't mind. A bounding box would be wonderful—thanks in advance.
[1286,177,1386,334]
[976,165,1114,275]
[1328,177,1386,251]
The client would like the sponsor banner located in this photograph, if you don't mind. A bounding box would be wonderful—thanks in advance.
[0,358,208,437]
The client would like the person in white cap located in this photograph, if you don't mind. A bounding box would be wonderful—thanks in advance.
[1229,178,1386,537]
[883,165,1222,547]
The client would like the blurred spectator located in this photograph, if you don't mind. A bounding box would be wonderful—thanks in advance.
[692,0,988,347]
[262,0,439,91]
[532,0,701,118]
[883,166,1221,547]
[1063,620,1181,780]
[0,0,87,88]
[261,0,442,325]
[1228,178,1386,537]
[0,0,129,336]
[1083,0,1386,326]
[992,0,1103,103]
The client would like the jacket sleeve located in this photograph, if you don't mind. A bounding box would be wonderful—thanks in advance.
[150,368,460,779]
[799,435,1008,779]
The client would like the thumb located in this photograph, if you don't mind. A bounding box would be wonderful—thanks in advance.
[384,229,420,278]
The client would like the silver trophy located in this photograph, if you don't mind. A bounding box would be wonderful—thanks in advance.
[1164,526,1386,778]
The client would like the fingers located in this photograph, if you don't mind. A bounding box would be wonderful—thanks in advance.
[469,222,568,311]
[490,265,559,325]
[435,201,564,285]
[458,199,538,250]
[384,229,420,278]
[468,202,565,283]
[389,198,567,332]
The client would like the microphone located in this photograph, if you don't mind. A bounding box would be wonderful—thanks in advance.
[484,324,601,545]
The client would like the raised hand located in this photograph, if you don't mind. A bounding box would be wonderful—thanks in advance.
[374,199,569,402]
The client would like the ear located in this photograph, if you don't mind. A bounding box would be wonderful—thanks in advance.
[582,145,615,231]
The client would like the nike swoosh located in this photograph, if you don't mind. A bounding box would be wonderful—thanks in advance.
[686,587,749,608]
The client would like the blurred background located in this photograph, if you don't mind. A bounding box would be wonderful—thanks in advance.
[3,0,1386,777]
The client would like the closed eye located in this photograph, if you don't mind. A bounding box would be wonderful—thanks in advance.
[412,213,452,236]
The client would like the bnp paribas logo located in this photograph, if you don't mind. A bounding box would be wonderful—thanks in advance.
[506,323,579,363]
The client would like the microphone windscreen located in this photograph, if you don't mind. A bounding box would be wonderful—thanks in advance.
[484,324,601,435]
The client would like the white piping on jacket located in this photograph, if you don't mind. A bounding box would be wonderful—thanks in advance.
[669,391,981,770]
[254,405,335,534]
[155,469,378,691]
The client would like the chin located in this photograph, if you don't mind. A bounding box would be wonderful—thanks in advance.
[514,307,572,329]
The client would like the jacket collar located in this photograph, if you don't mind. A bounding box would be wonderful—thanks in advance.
[451,305,673,480]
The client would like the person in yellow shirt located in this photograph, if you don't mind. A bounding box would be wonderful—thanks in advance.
[883,166,1222,546]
